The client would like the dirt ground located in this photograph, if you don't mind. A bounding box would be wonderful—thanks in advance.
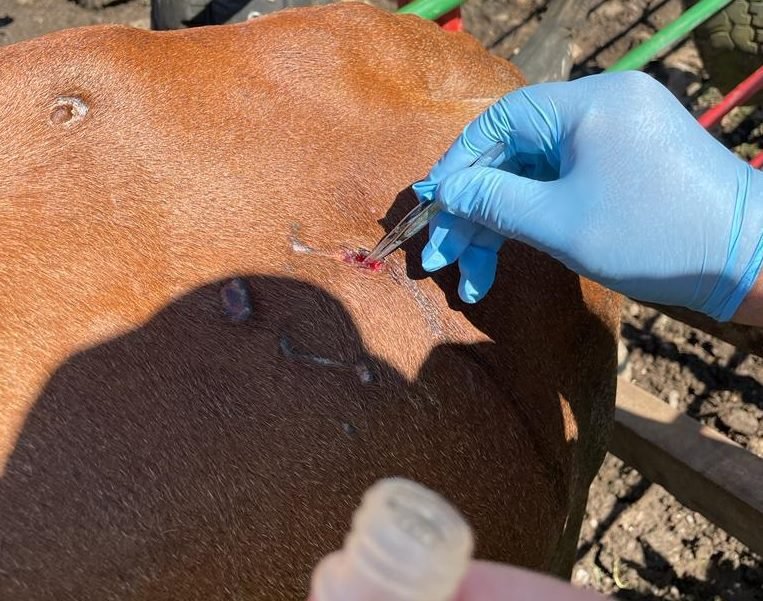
[1,0,761,599]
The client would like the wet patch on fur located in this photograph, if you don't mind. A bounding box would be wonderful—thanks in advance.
[279,335,344,368]
[49,96,89,128]
[279,335,377,384]
[388,265,445,338]
[289,223,316,255]
[291,239,313,253]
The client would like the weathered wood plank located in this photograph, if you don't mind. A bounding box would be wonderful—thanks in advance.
[513,0,596,83]
[612,378,763,555]
[645,303,763,358]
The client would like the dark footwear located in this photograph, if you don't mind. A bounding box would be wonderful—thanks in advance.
[151,0,333,29]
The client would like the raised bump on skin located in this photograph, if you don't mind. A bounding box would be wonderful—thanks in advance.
[49,96,89,128]
[220,278,253,322]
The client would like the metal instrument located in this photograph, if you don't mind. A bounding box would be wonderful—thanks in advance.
[363,141,506,264]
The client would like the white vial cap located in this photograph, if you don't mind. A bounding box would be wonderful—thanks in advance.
[311,478,474,601]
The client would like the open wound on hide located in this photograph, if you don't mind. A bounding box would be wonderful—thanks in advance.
[342,249,384,273]
[290,224,385,273]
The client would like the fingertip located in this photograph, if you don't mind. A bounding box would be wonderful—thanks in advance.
[458,278,483,304]
[421,243,448,272]
[412,179,437,203]
[457,245,498,304]
[425,213,479,271]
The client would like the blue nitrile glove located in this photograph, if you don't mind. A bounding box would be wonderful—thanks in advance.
[414,71,763,321]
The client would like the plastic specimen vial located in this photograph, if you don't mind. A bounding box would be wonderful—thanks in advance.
[310,478,474,601]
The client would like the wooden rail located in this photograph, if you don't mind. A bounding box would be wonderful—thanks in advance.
[645,303,763,358]
[612,378,763,555]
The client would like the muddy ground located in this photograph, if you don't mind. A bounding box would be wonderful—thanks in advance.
[1,0,761,599]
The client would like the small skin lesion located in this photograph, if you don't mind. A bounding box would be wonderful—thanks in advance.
[287,227,439,336]
[289,223,387,272]
[288,227,386,273]
[342,249,385,272]
[49,96,89,128]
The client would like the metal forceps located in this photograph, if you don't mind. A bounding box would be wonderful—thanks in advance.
[363,141,506,265]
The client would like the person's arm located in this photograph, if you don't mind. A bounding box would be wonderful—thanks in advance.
[414,71,763,325]
[734,271,763,326]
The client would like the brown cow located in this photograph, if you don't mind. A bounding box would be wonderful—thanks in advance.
[0,4,620,599]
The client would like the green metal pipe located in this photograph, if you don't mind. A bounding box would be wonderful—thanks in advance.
[606,0,734,72]
[395,0,464,21]
[397,0,730,74]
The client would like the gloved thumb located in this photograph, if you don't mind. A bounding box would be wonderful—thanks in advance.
[436,166,564,251]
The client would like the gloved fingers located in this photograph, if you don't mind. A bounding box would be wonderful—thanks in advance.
[471,225,505,252]
[457,227,504,303]
[458,243,499,303]
[412,179,438,203]
[419,82,570,195]
[422,211,480,272]
[413,153,554,204]
[437,166,567,252]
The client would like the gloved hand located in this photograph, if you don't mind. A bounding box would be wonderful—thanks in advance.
[414,71,763,322]
[454,561,601,601]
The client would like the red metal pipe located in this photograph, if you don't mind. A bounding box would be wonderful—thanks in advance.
[698,65,763,129]
[396,0,463,31]
[438,10,463,31]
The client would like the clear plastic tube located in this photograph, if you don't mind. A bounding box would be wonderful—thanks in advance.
[310,478,474,601]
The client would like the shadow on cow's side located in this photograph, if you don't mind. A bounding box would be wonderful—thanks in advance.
[0,265,612,600]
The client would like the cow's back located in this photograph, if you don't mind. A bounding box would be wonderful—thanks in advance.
[0,5,620,599]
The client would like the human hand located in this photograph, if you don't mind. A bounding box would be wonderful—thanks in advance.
[454,561,603,601]
[415,72,763,322]
[307,560,605,601]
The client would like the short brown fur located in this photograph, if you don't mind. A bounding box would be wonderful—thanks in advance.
[0,5,620,599]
